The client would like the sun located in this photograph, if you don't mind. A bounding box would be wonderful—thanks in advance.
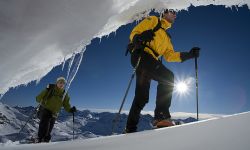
[173,76,194,98]
[176,81,188,94]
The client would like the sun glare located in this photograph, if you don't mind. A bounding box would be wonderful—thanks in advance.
[176,82,188,94]
[173,76,194,98]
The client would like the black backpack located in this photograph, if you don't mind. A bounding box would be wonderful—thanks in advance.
[45,84,55,100]
[125,17,163,56]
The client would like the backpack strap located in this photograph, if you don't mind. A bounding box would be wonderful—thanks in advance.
[152,18,163,32]
[43,84,55,102]
[142,17,163,58]
[126,17,163,56]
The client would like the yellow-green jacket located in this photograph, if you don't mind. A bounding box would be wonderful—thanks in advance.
[130,16,182,62]
[36,85,71,115]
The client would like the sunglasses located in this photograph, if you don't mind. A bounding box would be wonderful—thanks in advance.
[168,9,177,15]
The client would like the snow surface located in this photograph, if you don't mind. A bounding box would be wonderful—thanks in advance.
[0,103,28,136]
[1,102,205,144]
[1,111,250,150]
[88,108,222,120]
[1,0,250,96]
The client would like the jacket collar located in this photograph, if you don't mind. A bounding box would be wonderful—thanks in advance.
[161,18,172,30]
[55,86,64,94]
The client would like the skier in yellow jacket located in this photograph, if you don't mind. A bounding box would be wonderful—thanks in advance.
[125,9,200,133]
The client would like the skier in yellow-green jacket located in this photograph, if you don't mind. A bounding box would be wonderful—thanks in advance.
[36,77,76,142]
[125,9,200,133]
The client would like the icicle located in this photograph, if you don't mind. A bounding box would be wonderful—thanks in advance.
[235,5,239,11]
[99,37,102,44]
[63,48,85,100]
[62,57,66,71]
[36,78,41,85]
[66,53,76,82]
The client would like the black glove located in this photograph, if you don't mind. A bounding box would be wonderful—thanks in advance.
[190,47,200,58]
[180,47,201,62]
[133,29,155,44]
[70,106,77,113]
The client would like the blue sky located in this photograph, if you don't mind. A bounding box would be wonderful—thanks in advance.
[2,5,250,115]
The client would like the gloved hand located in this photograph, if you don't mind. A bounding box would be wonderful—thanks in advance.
[189,47,200,58]
[70,106,77,113]
[180,47,201,62]
[133,29,155,44]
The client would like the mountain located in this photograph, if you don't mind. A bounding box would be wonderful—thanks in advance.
[0,102,199,144]
[1,108,250,150]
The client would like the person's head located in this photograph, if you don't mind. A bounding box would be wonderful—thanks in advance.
[162,9,177,23]
[56,77,66,89]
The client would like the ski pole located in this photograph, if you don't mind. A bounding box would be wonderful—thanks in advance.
[112,56,142,134]
[195,57,199,121]
[16,104,40,141]
[73,112,75,140]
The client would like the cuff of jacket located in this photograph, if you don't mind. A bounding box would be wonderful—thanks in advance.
[180,52,193,62]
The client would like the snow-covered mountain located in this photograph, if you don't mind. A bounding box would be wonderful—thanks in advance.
[1,108,250,150]
[0,102,202,144]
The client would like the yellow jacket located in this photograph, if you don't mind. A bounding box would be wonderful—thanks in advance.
[130,16,182,62]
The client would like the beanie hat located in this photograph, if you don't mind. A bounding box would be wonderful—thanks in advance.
[56,77,66,83]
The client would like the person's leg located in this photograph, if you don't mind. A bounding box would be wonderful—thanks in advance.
[44,117,56,142]
[126,70,151,133]
[126,51,174,131]
[38,107,51,142]
[153,64,174,120]
[135,53,175,120]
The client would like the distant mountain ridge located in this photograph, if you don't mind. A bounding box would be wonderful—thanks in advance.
[0,102,198,143]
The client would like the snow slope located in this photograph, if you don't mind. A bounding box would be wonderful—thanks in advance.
[0,103,33,136]
[1,102,206,143]
[1,111,250,150]
[1,0,250,96]
[0,103,151,143]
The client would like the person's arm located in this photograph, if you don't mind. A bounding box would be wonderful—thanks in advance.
[180,47,201,62]
[164,49,182,62]
[164,45,200,62]
[163,41,182,62]
[36,89,48,103]
[63,93,72,113]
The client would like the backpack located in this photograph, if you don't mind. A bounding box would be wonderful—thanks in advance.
[45,84,56,100]
[36,84,55,119]
[125,17,163,56]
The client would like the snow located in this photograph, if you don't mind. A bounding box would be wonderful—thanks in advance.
[1,102,218,144]
[1,111,250,150]
[0,102,26,135]
[1,1,250,149]
[1,0,250,96]
[86,108,222,120]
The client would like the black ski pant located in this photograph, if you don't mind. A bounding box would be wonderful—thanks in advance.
[38,106,56,142]
[126,52,174,132]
